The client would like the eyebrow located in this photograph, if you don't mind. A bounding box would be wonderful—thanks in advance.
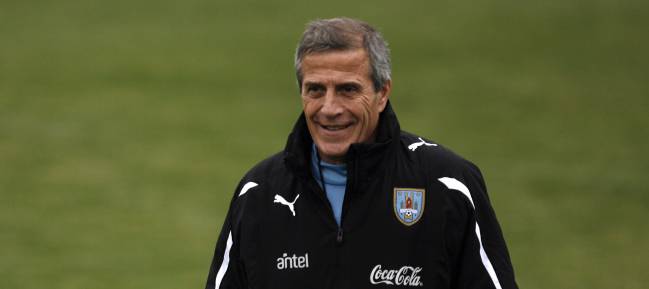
[303,81,324,87]
[336,82,361,88]
[303,80,363,86]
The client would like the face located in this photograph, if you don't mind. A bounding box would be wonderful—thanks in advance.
[300,48,391,164]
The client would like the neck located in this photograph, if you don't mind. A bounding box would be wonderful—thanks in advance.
[320,153,345,164]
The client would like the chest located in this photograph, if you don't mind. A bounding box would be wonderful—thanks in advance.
[238,174,453,289]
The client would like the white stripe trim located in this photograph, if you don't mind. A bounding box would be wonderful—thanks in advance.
[438,177,503,289]
[238,182,258,196]
[215,181,255,287]
[214,231,233,289]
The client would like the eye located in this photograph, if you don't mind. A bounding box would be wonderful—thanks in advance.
[304,84,325,97]
[338,83,360,95]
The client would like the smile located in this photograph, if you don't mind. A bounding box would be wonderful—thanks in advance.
[321,124,352,131]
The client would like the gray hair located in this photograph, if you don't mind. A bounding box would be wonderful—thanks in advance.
[294,18,391,92]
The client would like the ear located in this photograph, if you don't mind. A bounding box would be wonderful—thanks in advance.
[377,79,392,112]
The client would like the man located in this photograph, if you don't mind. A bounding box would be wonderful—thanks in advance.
[205,18,518,289]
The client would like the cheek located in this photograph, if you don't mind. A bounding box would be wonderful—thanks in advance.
[357,97,380,132]
[302,98,318,116]
[358,97,377,120]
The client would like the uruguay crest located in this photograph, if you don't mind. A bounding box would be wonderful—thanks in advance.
[393,188,425,226]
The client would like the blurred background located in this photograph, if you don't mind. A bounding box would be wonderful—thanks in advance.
[1,0,648,288]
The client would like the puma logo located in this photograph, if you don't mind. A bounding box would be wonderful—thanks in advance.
[408,137,437,151]
[274,194,300,216]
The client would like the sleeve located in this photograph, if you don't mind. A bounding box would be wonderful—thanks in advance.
[440,163,518,289]
[204,181,250,289]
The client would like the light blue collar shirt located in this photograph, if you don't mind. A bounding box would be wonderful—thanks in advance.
[311,144,347,227]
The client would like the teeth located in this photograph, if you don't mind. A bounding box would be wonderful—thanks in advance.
[323,125,348,131]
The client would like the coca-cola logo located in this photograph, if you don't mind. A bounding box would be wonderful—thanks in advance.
[369,264,423,286]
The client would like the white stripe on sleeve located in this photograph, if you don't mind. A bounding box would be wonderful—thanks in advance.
[214,231,233,289]
[214,181,255,288]
[438,177,503,289]
[238,182,258,196]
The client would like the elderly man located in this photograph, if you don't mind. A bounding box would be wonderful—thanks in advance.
[205,18,518,289]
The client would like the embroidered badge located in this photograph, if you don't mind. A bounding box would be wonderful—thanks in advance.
[394,188,425,226]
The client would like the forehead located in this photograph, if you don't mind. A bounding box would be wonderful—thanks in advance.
[301,49,371,83]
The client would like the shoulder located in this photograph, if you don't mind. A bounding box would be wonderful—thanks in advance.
[241,151,287,181]
[399,131,482,177]
[397,131,488,207]
[233,151,291,198]
[225,151,288,205]
[226,151,292,221]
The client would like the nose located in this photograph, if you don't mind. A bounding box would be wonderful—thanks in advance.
[320,92,343,118]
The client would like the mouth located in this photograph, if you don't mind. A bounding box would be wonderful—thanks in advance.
[320,123,353,132]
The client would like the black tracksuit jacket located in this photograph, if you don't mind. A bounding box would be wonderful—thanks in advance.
[205,103,518,289]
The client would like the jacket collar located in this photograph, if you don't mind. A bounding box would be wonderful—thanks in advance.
[283,101,401,177]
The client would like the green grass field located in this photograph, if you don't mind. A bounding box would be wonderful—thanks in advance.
[1,0,648,288]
